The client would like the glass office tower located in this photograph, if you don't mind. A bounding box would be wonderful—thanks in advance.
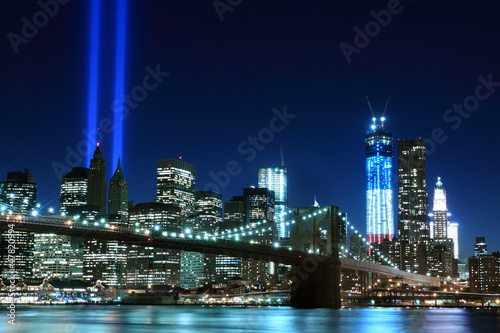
[366,117,393,245]
[258,166,287,238]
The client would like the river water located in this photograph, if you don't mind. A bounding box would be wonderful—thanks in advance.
[1,305,500,332]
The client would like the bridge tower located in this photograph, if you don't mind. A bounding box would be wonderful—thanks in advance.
[288,205,341,308]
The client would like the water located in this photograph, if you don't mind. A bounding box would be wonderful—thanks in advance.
[1,305,500,333]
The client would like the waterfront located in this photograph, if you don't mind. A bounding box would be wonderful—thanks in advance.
[1,306,499,333]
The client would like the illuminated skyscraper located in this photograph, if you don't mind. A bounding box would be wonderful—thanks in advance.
[366,116,393,245]
[108,158,128,223]
[258,150,288,238]
[431,177,449,239]
[0,170,37,279]
[60,167,89,215]
[397,139,429,243]
[127,203,182,287]
[157,159,195,216]
[397,138,429,273]
[180,191,222,289]
[87,144,107,214]
[0,170,37,214]
[33,233,71,279]
[429,177,456,276]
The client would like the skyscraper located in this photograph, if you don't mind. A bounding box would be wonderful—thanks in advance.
[60,167,89,215]
[108,158,129,223]
[0,170,37,214]
[157,159,195,216]
[127,203,183,287]
[0,170,37,279]
[397,138,429,273]
[431,177,449,239]
[397,138,429,243]
[429,177,456,276]
[366,116,393,245]
[195,191,223,233]
[87,144,107,215]
[258,147,288,238]
[180,191,223,289]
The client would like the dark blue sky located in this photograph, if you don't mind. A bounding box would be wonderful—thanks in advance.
[1,1,499,258]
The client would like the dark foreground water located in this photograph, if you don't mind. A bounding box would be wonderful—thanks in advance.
[1,305,500,333]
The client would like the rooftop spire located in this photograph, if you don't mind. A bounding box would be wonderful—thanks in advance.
[280,143,284,166]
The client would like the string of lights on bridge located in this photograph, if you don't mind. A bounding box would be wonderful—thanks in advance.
[1,199,399,269]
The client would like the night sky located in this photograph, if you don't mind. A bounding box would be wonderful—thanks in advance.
[1,1,499,258]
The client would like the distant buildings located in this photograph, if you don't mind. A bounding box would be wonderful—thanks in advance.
[366,116,393,245]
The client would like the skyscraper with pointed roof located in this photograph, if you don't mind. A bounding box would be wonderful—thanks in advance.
[87,144,107,214]
[108,157,128,223]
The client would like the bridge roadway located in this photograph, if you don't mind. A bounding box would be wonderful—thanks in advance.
[0,215,438,286]
[0,215,314,265]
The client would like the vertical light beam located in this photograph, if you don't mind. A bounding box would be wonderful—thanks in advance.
[113,0,128,171]
[87,0,101,163]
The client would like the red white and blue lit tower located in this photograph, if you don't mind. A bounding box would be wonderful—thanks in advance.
[366,116,394,245]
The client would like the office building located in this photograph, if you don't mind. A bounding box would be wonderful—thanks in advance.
[33,233,71,279]
[60,167,89,215]
[157,158,195,216]
[87,144,107,214]
[127,203,183,287]
[258,148,288,238]
[397,138,429,273]
[108,158,128,223]
[0,170,36,279]
[366,116,393,245]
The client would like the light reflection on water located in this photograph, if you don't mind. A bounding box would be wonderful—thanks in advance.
[1,305,499,333]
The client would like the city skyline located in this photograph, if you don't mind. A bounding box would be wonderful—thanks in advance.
[2,1,500,260]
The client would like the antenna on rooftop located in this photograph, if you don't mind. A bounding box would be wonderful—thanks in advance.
[366,96,375,119]
[280,143,284,166]
[382,95,391,117]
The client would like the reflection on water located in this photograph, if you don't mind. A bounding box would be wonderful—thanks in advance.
[1,305,500,333]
